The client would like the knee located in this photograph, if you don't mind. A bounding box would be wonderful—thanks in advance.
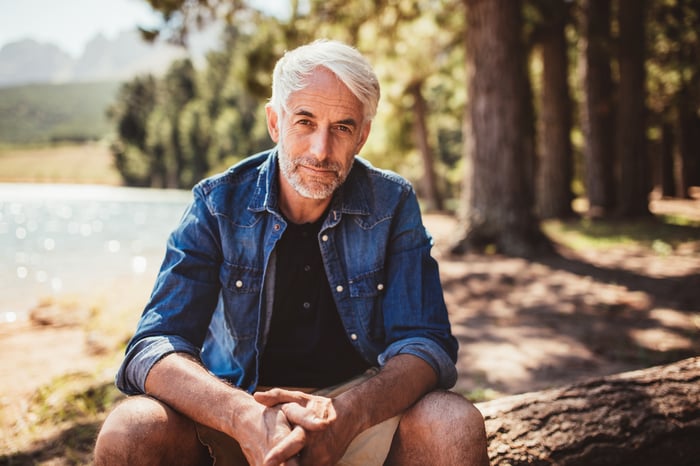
[94,396,175,464]
[404,391,487,445]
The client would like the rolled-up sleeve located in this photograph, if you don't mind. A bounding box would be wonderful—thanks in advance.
[116,335,201,394]
[378,336,458,389]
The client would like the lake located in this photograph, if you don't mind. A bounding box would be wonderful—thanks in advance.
[0,183,192,323]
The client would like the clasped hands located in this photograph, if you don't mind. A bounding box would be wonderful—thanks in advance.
[247,388,354,466]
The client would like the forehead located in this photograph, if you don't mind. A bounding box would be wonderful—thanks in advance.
[285,67,364,120]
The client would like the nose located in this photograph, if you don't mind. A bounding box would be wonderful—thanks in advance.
[309,129,331,161]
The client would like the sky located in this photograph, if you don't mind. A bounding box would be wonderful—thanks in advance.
[0,0,290,58]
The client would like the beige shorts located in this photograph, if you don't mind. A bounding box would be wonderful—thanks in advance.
[195,369,401,466]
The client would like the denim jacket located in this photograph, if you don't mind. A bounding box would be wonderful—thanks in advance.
[116,150,458,395]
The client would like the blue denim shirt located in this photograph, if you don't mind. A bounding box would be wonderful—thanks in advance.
[116,150,458,395]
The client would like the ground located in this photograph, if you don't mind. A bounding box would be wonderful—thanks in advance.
[1,195,699,463]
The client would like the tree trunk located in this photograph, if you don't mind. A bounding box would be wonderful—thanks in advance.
[455,0,551,258]
[660,121,676,198]
[478,356,700,466]
[615,0,651,217]
[678,87,700,198]
[579,0,615,217]
[409,81,444,212]
[535,0,575,219]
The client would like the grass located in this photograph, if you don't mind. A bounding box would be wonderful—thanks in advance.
[0,142,122,185]
[0,81,120,145]
[1,377,122,465]
[542,215,700,253]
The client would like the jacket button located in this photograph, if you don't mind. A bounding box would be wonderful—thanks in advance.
[235,280,243,288]
[377,283,384,291]
[350,333,358,341]
[336,285,344,293]
[321,234,329,242]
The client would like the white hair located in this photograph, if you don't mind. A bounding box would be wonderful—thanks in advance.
[269,39,380,122]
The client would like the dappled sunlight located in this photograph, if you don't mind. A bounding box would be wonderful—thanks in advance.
[424,212,700,399]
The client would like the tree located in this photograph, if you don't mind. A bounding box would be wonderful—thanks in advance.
[615,0,651,217]
[530,0,576,219]
[304,0,460,211]
[579,0,615,217]
[408,80,444,211]
[453,0,552,257]
[646,0,700,199]
[108,75,158,186]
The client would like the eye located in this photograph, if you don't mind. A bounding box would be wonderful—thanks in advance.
[334,124,353,134]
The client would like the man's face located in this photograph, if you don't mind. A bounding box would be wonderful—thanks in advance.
[267,67,371,200]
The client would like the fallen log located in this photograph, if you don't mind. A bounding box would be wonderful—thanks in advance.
[476,356,700,466]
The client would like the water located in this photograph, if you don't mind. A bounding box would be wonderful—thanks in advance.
[0,183,192,322]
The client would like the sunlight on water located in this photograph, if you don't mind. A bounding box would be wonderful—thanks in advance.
[0,183,192,321]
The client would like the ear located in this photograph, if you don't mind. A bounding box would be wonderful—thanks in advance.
[266,104,280,143]
[355,120,372,154]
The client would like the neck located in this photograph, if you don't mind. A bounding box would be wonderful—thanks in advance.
[279,178,331,224]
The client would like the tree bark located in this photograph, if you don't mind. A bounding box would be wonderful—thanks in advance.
[615,0,651,217]
[579,0,615,217]
[455,0,551,257]
[477,356,700,466]
[409,81,444,212]
[535,0,575,220]
[660,121,676,198]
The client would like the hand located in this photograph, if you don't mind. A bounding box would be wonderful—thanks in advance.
[237,400,306,466]
[255,389,355,466]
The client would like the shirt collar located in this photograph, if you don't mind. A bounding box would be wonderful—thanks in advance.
[248,149,371,218]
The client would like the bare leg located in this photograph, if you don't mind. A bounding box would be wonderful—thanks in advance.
[385,391,489,466]
[94,395,212,466]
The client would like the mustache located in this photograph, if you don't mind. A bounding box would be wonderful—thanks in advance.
[292,157,342,174]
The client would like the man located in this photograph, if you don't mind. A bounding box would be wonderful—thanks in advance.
[94,39,489,466]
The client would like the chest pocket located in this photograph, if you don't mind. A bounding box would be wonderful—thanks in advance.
[348,267,386,341]
[219,262,263,340]
[348,267,386,298]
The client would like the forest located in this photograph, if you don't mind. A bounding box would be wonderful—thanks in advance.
[109,0,700,257]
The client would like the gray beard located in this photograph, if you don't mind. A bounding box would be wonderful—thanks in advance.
[277,145,348,200]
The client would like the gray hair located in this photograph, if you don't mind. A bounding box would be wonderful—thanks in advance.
[269,39,380,122]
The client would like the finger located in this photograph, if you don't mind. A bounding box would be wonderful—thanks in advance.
[255,388,310,406]
[281,402,332,430]
[262,425,306,466]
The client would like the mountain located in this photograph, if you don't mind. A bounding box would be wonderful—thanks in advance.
[0,39,74,86]
[0,30,189,87]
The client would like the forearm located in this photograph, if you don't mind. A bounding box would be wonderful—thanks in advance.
[335,353,438,436]
[144,352,257,437]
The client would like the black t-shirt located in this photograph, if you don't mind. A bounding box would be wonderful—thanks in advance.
[258,217,370,387]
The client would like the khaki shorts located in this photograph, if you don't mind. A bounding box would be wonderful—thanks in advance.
[195,369,401,466]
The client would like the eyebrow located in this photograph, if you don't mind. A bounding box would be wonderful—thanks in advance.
[294,110,359,128]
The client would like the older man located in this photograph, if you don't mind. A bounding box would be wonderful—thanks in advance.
[94,39,488,466]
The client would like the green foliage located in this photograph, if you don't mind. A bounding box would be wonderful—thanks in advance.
[111,0,700,210]
[0,81,121,144]
[108,27,275,189]
[116,0,468,195]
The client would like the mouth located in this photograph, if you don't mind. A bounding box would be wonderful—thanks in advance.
[298,163,339,177]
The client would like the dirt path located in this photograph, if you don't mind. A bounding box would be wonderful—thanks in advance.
[428,209,700,396]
